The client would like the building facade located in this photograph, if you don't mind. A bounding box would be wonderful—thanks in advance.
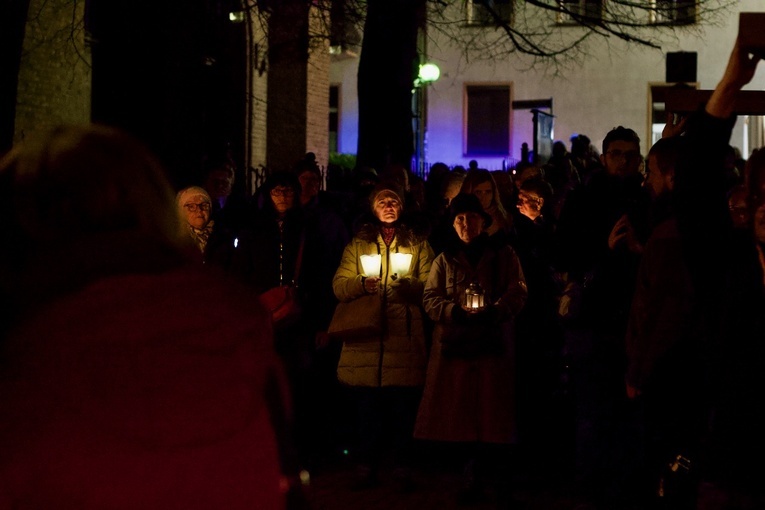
[331,0,765,171]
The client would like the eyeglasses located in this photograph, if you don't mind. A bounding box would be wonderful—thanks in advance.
[183,202,211,212]
[606,150,641,162]
[270,187,295,197]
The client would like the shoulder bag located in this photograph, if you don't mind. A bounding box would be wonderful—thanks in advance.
[259,232,304,327]
[327,292,382,342]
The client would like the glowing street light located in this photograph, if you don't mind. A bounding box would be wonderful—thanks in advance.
[413,62,440,177]
[418,63,441,84]
[415,63,441,89]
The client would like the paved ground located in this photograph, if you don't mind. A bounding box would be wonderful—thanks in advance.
[304,467,583,510]
[300,445,589,510]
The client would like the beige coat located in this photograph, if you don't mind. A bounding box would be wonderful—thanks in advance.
[332,224,434,387]
[415,241,527,444]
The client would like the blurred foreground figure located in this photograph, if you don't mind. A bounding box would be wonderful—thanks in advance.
[0,125,294,509]
[675,39,765,510]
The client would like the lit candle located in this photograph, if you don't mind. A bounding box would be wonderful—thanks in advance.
[390,253,413,278]
[360,254,382,277]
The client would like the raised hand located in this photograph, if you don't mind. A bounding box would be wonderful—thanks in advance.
[707,38,763,119]
[662,112,688,139]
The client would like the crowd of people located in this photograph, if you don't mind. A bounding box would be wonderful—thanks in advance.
[0,37,763,510]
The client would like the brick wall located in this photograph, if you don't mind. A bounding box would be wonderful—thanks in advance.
[251,1,330,184]
[15,0,91,143]
[306,4,330,171]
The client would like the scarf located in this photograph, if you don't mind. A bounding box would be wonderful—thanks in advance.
[381,225,396,246]
[188,220,214,253]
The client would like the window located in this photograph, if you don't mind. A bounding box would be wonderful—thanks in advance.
[329,85,339,153]
[466,0,513,26]
[556,0,603,24]
[649,0,696,25]
[464,85,511,156]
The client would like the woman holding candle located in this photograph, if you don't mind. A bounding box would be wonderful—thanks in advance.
[331,180,434,491]
[415,192,527,506]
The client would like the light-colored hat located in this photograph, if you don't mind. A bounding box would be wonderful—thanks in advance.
[176,186,211,207]
[368,180,404,210]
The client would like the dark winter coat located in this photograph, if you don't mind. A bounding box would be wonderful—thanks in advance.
[415,235,527,444]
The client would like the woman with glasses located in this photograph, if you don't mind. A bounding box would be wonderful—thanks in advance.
[177,186,214,253]
[231,171,303,294]
[230,170,319,468]
[176,185,235,267]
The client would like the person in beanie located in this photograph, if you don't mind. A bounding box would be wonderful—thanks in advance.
[415,192,527,507]
[331,179,434,492]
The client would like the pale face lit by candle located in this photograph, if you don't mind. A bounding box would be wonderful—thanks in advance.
[389,253,413,277]
[360,254,382,277]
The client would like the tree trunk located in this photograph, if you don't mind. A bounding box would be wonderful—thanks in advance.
[356,0,425,174]
[0,0,30,153]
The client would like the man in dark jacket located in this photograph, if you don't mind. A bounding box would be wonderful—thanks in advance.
[670,38,765,510]
[555,125,651,507]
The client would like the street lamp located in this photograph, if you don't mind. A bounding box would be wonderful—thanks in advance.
[418,63,440,84]
[413,62,440,177]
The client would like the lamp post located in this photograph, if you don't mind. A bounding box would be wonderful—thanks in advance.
[412,62,440,178]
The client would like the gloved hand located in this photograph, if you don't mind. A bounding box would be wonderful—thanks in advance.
[386,277,418,303]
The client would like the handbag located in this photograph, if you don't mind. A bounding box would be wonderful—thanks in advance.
[259,284,301,325]
[259,231,304,327]
[326,293,382,341]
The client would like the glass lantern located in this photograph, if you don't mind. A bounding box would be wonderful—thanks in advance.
[462,282,485,313]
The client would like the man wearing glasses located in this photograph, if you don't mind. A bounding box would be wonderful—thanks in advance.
[554,125,652,508]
